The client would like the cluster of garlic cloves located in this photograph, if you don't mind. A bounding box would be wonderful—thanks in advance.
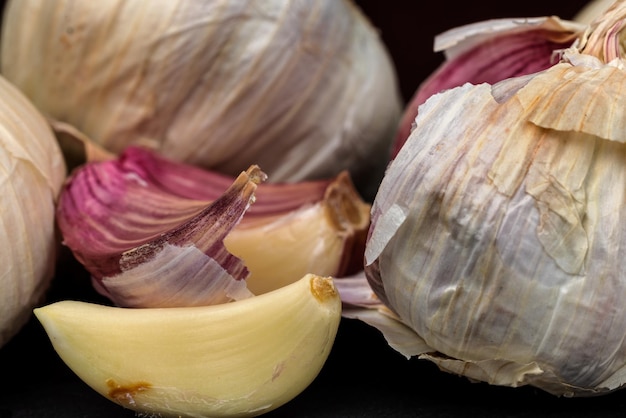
[56,146,371,307]
[48,145,360,415]
[2,1,393,415]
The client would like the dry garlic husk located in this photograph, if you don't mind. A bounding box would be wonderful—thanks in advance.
[393,16,585,156]
[56,146,370,307]
[0,75,65,347]
[0,0,401,200]
[358,1,626,397]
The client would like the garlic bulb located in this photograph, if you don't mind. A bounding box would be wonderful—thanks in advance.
[0,0,402,200]
[359,0,626,397]
[0,75,65,348]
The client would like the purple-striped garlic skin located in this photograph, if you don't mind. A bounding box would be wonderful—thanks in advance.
[57,153,265,307]
[392,16,584,157]
[57,146,371,306]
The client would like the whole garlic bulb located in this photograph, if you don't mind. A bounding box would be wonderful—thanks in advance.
[0,0,401,200]
[364,1,626,397]
[0,75,66,348]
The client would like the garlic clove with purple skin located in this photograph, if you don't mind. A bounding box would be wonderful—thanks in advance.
[98,145,334,213]
[56,146,371,306]
[393,16,585,157]
[57,160,265,308]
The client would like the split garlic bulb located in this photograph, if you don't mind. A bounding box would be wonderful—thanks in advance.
[0,75,66,348]
[0,0,402,200]
[363,1,626,397]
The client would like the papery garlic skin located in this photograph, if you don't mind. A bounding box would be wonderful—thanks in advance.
[227,171,370,295]
[0,75,65,347]
[0,0,401,200]
[364,52,626,395]
[57,161,265,308]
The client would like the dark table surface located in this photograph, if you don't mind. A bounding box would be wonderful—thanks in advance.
[3,1,623,417]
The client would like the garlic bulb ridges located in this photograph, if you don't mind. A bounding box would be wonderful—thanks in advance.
[34,274,341,417]
[0,75,65,348]
[0,0,401,200]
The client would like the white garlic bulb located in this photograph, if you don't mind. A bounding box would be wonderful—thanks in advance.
[362,1,626,397]
[0,0,401,199]
[0,75,66,348]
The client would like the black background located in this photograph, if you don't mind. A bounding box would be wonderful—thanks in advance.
[3,1,625,417]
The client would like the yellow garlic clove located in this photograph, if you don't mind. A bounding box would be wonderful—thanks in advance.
[34,274,341,418]
[226,171,370,295]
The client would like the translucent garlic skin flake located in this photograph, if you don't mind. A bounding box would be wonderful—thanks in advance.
[364,49,626,396]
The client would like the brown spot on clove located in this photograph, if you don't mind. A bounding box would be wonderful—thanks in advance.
[322,171,371,276]
[310,275,337,303]
[272,361,285,381]
[106,378,152,406]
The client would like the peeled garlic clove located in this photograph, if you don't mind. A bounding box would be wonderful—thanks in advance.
[361,4,626,397]
[34,274,341,418]
[57,156,265,307]
[57,146,370,304]
[393,16,584,156]
[1,0,401,200]
[0,75,66,348]
[227,171,371,295]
